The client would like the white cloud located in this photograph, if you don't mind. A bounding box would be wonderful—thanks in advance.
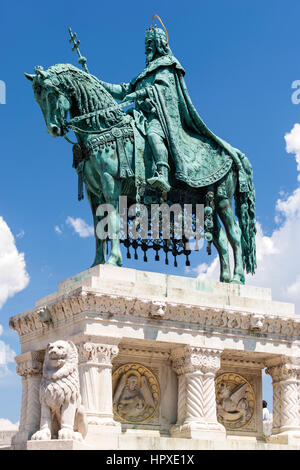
[0,217,30,310]
[66,216,94,238]
[0,217,28,381]
[196,123,300,314]
[0,341,15,366]
[0,418,18,430]
[0,339,16,381]
[285,122,300,181]
[16,230,25,239]
[54,225,62,235]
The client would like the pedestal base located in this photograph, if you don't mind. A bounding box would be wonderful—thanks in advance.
[26,439,92,450]
[170,421,226,440]
[86,415,121,429]
[267,431,300,446]
[8,434,300,450]
[85,424,122,449]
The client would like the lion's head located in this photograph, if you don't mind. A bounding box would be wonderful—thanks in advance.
[43,340,78,381]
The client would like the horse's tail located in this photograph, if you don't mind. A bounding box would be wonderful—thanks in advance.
[234,156,257,275]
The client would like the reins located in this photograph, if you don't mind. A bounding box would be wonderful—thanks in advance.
[63,99,135,142]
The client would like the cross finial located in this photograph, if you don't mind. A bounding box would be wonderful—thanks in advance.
[68,27,89,73]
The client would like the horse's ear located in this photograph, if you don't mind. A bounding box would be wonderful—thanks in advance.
[24,73,35,82]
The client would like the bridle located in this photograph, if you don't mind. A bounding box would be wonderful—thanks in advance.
[38,72,135,144]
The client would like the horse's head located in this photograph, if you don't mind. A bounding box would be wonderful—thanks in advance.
[25,64,125,138]
[25,66,71,137]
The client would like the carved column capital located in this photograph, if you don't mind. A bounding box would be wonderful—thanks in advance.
[171,346,222,375]
[15,352,44,377]
[266,361,300,383]
[77,342,119,367]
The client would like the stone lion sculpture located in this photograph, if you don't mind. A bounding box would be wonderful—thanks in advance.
[31,340,88,441]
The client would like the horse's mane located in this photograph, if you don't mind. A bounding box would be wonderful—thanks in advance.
[46,63,124,128]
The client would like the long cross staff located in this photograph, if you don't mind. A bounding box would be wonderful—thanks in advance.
[68,27,89,73]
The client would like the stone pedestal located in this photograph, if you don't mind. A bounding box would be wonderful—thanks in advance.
[9,265,300,450]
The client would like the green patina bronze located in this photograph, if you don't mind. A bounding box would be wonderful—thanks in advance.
[25,20,257,284]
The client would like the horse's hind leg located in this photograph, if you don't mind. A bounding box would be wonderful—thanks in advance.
[212,215,231,283]
[100,172,122,267]
[216,197,245,284]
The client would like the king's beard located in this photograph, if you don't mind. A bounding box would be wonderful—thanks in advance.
[145,48,156,65]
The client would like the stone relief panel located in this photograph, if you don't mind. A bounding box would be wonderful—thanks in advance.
[215,372,256,431]
[112,363,160,424]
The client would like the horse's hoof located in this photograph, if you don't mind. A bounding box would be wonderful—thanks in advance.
[220,273,231,283]
[90,259,105,268]
[105,258,122,267]
[230,274,245,285]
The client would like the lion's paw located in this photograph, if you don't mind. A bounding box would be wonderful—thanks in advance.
[58,427,76,440]
[31,428,51,441]
[73,431,83,442]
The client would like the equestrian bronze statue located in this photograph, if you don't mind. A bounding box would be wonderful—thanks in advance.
[25,17,256,284]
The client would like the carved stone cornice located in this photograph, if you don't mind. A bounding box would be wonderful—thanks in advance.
[171,346,222,375]
[9,290,300,341]
[77,342,119,366]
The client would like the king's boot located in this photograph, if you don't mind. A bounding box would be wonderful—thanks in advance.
[147,161,171,193]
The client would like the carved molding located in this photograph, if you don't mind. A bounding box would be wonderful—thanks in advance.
[117,347,170,361]
[221,357,265,370]
[9,291,300,341]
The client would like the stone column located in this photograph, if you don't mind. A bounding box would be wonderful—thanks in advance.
[77,342,120,430]
[266,358,300,445]
[11,352,43,448]
[170,345,226,440]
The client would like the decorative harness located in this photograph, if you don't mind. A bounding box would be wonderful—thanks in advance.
[63,105,135,200]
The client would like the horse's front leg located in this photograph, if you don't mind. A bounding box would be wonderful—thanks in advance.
[86,190,106,266]
[100,171,122,267]
[216,197,245,284]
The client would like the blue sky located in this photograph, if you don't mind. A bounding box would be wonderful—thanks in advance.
[2,0,300,422]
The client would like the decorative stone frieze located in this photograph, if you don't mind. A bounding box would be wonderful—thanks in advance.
[10,291,300,342]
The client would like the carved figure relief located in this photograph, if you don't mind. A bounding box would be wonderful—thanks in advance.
[113,363,160,423]
[215,372,255,430]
